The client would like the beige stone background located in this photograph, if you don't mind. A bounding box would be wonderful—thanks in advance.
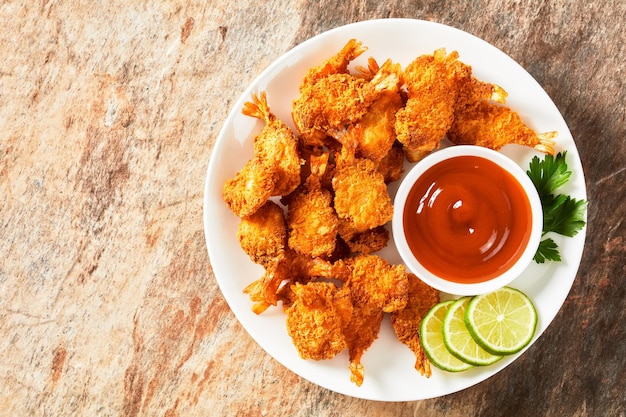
[1,1,624,416]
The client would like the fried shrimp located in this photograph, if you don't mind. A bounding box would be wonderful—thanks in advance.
[292,70,400,138]
[455,75,508,111]
[343,225,390,255]
[346,254,409,313]
[222,157,276,217]
[448,100,557,154]
[244,248,346,314]
[341,254,409,386]
[237,200,287,268]
[300,38,367,89]
[287,154,339,258]
[448,72,556,154]
[286,282,353,360]
[395,48,470,161]
[332,151,394,235]
[343,303,384,386]
[243,92,302,196]
[223,93,301,217]
[390,274,440,377]
[329,59,403,163]
[333,88,403,162]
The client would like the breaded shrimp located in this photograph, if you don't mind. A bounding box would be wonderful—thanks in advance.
[332,147,394,235]
[287,154,339,258]
[341,254,409,386]
[243,92,302,196]
[343,303,384,386]
[237,200,287,268]
[346,254,409,313]
[448,100,557,154]
[293,74,398,138]
[352,98,403,160]
[293,59,401,137]
[395,48,471,161]
[455,76,508,111]
[245,248,350,314]
[222,157,276,217]
[276,256,351,311]
[390,274,440,377]
[286,282,353,360]
[243,262,285,315]
[300,38,367,89]
[332,89,403,163]
[329,59,403,163]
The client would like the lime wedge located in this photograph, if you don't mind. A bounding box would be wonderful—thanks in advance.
[465,287,538,355]
[442,297,502,366]
[420,301,473,372]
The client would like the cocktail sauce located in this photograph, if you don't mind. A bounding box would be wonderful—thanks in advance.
[403,155,532,283]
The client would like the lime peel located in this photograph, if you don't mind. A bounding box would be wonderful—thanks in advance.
[442,297,502,367]
[420,300,473,372]
[464,287,538,355]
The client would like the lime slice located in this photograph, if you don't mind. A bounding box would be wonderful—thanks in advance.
[465,287,538,355]
[420,301,473,372]
[442,297,502,366]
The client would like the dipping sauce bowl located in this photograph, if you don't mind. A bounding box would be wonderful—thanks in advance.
[392,145,543,295]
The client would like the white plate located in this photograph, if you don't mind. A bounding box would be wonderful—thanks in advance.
[203,19,587,401]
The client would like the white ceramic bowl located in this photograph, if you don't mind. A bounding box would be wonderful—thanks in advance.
[392,145,543,296]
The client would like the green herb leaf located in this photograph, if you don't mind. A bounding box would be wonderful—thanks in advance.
[543,196,587,237]
[526,151,572,196]
[527,151,587,264]
[533,238,561,263]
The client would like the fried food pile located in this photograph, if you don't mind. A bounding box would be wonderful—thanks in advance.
[222,39,556,386]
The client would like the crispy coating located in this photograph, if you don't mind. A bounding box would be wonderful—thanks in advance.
[330,59,403,163]
[286,282,353,360]
[275,257,350,310]
[224,92,301,217]
[340,253,410,386]
[244,92,302,196]
[300,38,367,89]
[293,74,377,136]
[287,181,338,258]
[343,303,384,386]
[343,225,390,254]
[455,75,508,111]
[237,200,287,267]
[390,274,440,377]
[448,100,557,154]
[286,153,338,258]
[293,60,400,138]
[244,249,344,314]
[376,143,405,184]
[222,157,276,218]
[395,49,470,160]
[332,156,394,235]
[333,89,403,163]
[346,254,408,313]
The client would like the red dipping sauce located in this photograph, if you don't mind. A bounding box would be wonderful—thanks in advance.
[402,155,532,283]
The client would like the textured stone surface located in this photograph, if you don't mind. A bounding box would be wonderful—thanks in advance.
[0,1,624,416]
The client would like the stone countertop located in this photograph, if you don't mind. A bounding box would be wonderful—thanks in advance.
[1,1,624,416]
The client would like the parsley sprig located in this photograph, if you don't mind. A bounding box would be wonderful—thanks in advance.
[526,151,587,263]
